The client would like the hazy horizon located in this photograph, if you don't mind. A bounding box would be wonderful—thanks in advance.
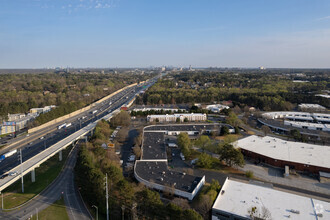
[1,0,330,69]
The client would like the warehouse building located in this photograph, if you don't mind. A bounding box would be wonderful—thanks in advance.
[212,178,330,220]
[134,124,212,200]
[236,135,330,174]
[147,113,206,123]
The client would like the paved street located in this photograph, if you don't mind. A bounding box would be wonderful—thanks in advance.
[0,145,92,220]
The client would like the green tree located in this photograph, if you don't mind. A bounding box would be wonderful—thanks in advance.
[110,111,131,127]
[178,132,191,157]
[135,188,163,217]
[195,135,211,152]
[218,143,245,167]
[220,126,229,135]
[196,153,213,169]
[290,129,301,141]
[182,209,203,220]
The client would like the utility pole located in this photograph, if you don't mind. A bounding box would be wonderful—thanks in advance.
[105,173,109,220]
[1,192,3,210]
[20,149,24,193]
[36,207,39,220]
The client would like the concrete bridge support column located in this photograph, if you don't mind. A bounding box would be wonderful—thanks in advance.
[31,168,36,183]
[59,150,62,161]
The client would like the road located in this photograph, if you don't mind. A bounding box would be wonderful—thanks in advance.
[0,77,158,177]
[0,144,92,220]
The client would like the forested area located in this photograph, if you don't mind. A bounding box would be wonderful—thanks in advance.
[136,71,329,110]
[0,72,153,124]
[75,120,203,219]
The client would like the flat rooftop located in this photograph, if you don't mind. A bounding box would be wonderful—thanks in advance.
[144,124,219,132]
[141,132,167,160]
[213,178,330,220]
[236,135,330,169]
[135,161,202,193]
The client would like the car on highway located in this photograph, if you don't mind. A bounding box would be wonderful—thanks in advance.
[9,171,18,176]
[40,136,44,140]
[0,173,8,179]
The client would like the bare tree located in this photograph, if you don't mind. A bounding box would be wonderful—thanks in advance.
[261,125,271,136]
[171,198,190,210]
[248,206,272,220]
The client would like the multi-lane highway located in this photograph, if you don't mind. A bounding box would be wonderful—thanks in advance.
[0,77,158,179]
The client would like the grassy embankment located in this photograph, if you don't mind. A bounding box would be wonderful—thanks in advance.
[31,196,69,220]
[2,145,71,209]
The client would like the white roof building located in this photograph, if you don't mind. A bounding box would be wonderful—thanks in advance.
[212,178,330,220]
[262,112,330,123]
[298,103,326,111]
[236,135,330,171]
[147,113,206,122]
[205,104,230,113]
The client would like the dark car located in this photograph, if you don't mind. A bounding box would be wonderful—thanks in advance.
[0,173,9,179]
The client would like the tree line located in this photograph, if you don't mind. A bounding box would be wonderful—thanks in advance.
[0,72,154,123]
[75,120,203,219]
[136,71,329,110]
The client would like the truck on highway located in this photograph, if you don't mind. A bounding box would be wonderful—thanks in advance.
[65,123,72,128]
[0,149,18,162]
[92,110,98,114]
[58,123,67,129]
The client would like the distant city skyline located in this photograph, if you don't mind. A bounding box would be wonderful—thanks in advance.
[1,0,330,68]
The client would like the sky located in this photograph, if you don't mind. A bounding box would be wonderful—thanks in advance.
[1,0,330,68]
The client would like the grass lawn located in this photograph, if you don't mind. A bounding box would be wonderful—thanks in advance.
[31,196,69,220]
[2,145,72,209]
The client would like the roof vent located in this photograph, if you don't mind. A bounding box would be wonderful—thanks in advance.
[221,190,225,195]
[289,209,300,214]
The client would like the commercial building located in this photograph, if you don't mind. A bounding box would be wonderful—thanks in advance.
[261,112,330,134]
[205,104,230,113]
[298,103,326,112]
[284,121,330,132]
[29,105,56,115]
[212,178,330,220]
[236,135,330,173]
[147,113,206,123]
[134,124,218,200]
[0,114,35,135]
[262,112,330,123]
[132,107,183,113]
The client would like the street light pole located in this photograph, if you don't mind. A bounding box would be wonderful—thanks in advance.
[20,149,24,193]
[105,173,109,220]
[36,207,39,220]
[92,205,98,220]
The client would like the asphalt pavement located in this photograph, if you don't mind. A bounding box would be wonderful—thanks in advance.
[0,144,92,220]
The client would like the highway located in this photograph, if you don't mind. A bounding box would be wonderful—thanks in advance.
[0,77,158,181]
[0,144,92,220]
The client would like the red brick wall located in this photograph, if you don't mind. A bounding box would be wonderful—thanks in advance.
[241,149,330,174]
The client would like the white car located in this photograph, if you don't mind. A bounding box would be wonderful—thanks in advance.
[40,136,44,140]
[9,171,18,176]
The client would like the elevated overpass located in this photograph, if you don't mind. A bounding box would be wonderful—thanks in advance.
[0,76,159,192]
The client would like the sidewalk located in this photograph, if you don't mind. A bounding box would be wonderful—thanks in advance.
[238,160,330,197]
